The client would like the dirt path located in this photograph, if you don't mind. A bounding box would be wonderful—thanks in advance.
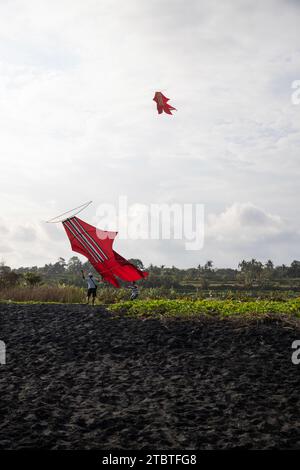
[1,303,300,449]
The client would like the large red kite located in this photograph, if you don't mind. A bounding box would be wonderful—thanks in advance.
[62,216,148,288]
[153,91,176,115]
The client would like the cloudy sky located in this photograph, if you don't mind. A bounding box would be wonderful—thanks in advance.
[0,0,299,269]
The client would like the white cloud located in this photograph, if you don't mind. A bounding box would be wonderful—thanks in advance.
[0,221,9,235]
[13,226,37,242]
[202,203,300,267]
[207,203,285,242]
[0,244,12,254]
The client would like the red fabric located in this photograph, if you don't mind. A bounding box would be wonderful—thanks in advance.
[62,216,148,288]
[153,91,176,115]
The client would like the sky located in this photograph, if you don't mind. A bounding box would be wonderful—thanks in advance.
[0,0,300,269]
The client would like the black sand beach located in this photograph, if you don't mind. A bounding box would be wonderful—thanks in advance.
[1,303,300,450]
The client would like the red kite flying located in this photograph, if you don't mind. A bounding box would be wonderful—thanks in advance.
[153,91,176,115]
[62,216,148,288]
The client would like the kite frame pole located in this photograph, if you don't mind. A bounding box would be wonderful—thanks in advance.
[45,200,93,223]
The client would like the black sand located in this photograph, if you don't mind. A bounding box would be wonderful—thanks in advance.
[0,303,300,449]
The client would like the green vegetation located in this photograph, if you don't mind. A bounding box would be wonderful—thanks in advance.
[108,299,300,318]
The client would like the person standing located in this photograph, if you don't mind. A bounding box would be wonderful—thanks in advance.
[81,270,100,305]
[128,281,139,300]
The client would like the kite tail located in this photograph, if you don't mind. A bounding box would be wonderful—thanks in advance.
[91,261,120,288]
[112,251,149,282]
[101,272,120,288]
[164,105,176,115]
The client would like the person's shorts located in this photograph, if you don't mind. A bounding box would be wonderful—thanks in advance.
[130,293,138,300]
[87,288,97,298]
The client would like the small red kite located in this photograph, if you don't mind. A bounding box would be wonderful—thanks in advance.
[153,91,176,115]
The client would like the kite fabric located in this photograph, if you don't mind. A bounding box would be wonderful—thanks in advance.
[63,216,148,288]
[153,91,176,115]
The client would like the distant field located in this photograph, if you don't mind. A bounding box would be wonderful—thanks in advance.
[1,284,300,305]
[1,286,300,320]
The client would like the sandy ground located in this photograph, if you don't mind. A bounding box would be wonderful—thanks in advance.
[1,303,300,450]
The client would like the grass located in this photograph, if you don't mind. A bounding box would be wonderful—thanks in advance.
[0,285,132,304]
[0,285,86,304]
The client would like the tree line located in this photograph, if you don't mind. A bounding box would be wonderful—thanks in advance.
[1,257,300,290]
